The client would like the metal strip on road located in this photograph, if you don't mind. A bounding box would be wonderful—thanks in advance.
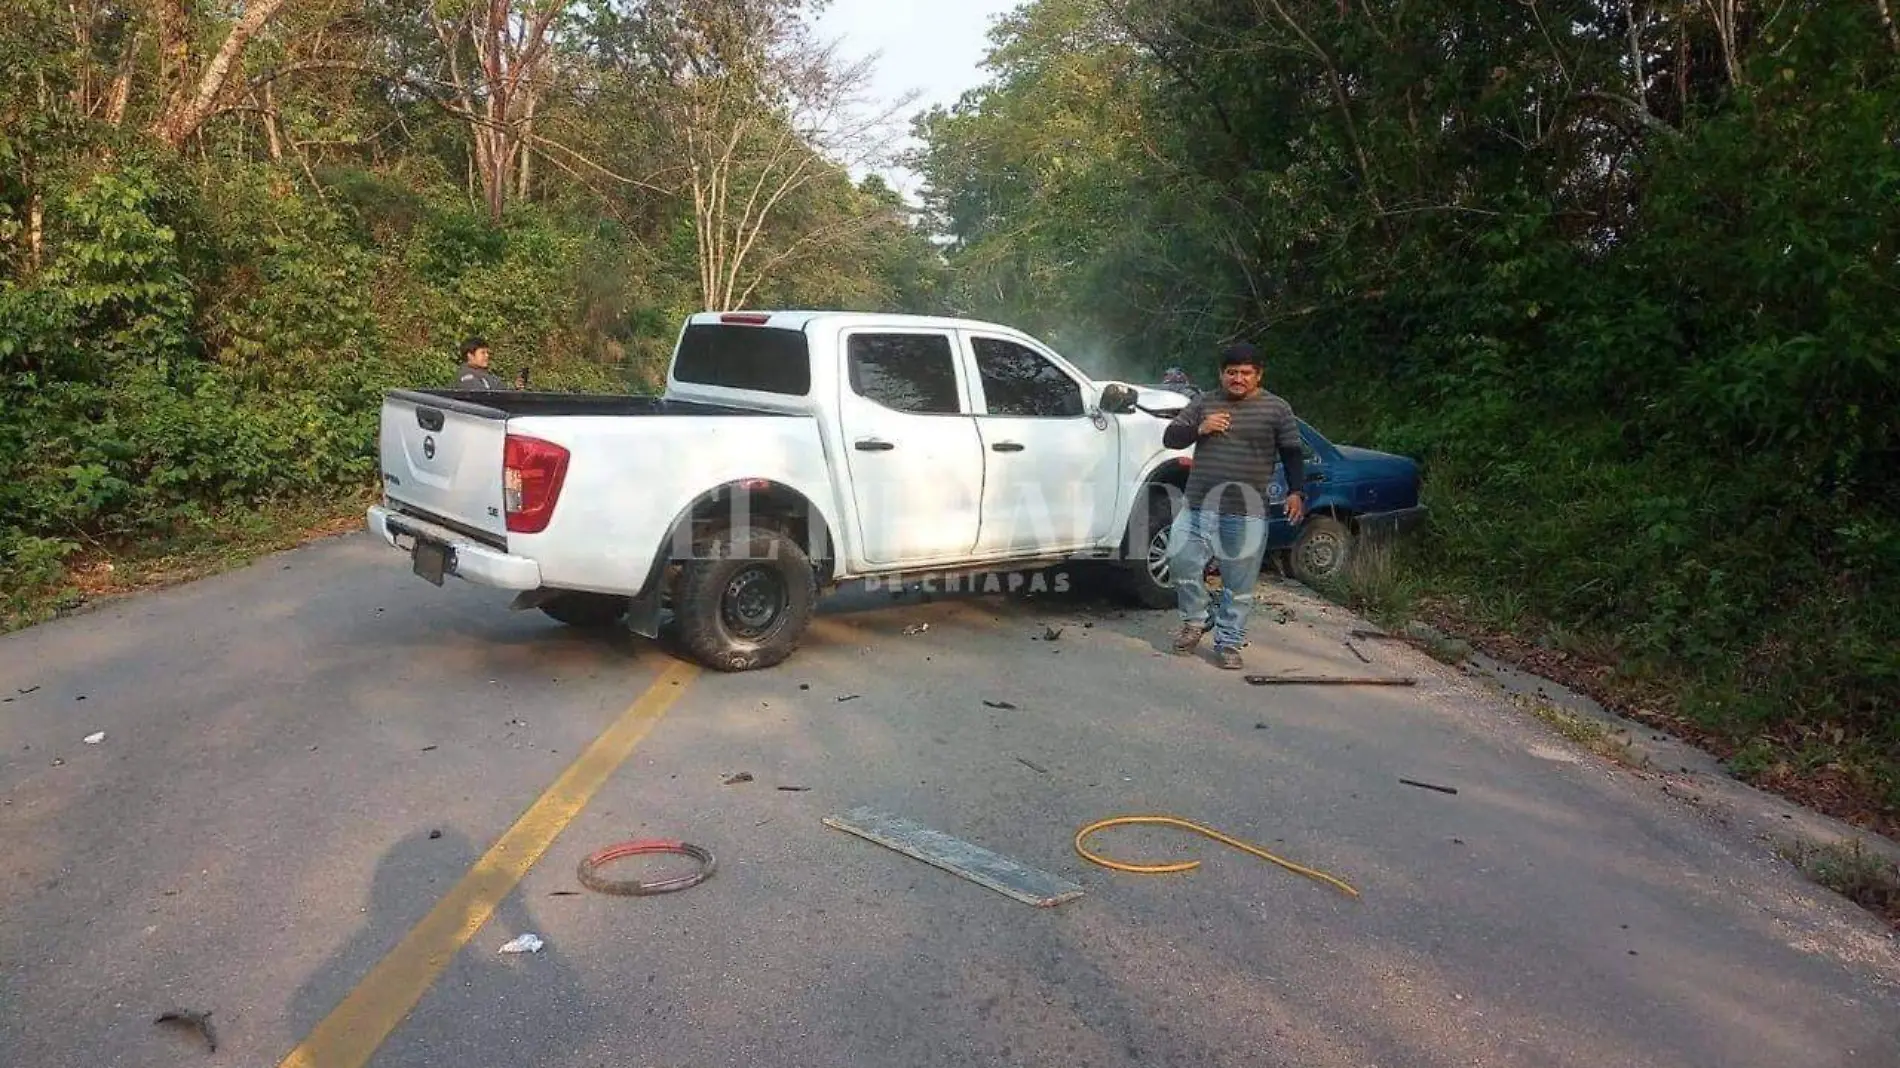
[824,805,1086,908]
[277,657,702,1068]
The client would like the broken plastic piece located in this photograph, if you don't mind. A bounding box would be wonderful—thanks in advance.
[499,933,544,954]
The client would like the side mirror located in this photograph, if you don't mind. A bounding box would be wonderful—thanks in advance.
[1099,383,1138,415]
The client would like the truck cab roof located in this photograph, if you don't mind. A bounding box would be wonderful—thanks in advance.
[684,309,1049,338]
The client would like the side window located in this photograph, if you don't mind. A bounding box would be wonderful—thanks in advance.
[971,337,1084,418]
[847,333,962,415]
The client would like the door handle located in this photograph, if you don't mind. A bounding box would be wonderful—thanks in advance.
[855,438,895,452]
[991,441,1025,453]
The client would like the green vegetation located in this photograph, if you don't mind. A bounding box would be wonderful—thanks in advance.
[910,1,1899,824]
[2,0,946,623]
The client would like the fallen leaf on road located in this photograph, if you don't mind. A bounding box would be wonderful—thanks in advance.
[983,700,1018,710]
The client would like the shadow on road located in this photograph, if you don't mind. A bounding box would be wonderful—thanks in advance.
[288,826,599,1064]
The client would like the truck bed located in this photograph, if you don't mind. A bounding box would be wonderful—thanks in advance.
[389,388,798,420]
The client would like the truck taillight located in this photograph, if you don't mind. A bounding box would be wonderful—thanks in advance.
[503,434,570,534]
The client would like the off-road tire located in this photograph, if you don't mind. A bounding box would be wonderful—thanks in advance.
[1287,514,1353,588]
[1116,487,1179,609]
[674,526,817,672]
[539,591,630,628]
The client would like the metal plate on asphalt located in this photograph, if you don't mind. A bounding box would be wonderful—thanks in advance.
[824,805,1085,907]
[412,539,449,586]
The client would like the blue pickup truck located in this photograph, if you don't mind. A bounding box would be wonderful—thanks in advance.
[1139,384,1428,587]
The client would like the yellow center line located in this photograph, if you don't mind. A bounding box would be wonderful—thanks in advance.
[278,657,702,1068]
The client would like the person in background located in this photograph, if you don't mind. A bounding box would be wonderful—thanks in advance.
[1159,342,1307,670]
[456,337,504,390]
[1160,365,1198,395]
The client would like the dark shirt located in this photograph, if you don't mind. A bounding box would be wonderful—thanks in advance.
[1162,389,1306,517]
[456,363,503,390]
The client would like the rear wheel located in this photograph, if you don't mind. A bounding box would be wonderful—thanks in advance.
[1287,514,1353,587]
[539,591,630,628]
[1116,487,1179,609]
[674,527,817,672]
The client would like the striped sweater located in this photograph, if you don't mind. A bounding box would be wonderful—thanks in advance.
[1161,389,1306,517]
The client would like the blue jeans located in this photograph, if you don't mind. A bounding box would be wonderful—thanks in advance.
[1169,507,1269,650]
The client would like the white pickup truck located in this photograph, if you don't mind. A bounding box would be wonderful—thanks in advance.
[367,310,1196,671]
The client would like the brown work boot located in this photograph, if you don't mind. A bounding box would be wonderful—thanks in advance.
[1171,622,1209,654]
[1216,646,1244,670]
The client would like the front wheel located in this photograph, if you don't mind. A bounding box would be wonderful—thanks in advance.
[673,527,818,672]
[1116,488,1179,609]
[1287,514,1353,587]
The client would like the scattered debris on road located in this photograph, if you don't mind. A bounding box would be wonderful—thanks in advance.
[1016,757,1049,774]
[824,805,1085,907]
[1344,642,1372,664]
[1349,629,1404,641]
[777,785,810,792]
[577,839,716,896]
[1399,778,1460,795]
[1254,723,1268,730]
[549,890,580,897]
[420,745,437,752]
[982,699,1018,710]
[1073,815,1360,899]
[1244,674,1417,687]
[799,683,811,691]
[498,933,545,954]
[902,623,930,635]
[723,772,754,785]
[1042,626,1064,641]
[83,732,105,744]
[154,1008,217,1053]
[428,829,442,839]
[836,694,860,703]
[17,685,40,695]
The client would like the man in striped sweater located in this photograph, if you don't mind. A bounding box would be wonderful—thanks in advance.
[1159,343,1307,669]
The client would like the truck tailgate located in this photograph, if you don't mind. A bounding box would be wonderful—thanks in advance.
[379,391,509,541]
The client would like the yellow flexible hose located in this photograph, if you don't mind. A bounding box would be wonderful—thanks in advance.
[1073,815,1360,899]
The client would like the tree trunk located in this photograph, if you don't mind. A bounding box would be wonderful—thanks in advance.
[105,32,139,126]
[28,193,44,272]
[261,83,284,161]
[151,0,298,149]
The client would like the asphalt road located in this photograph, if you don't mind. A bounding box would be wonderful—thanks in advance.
[2,530,1897,1068]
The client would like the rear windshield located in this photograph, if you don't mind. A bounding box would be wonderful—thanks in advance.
[672,323,811,396]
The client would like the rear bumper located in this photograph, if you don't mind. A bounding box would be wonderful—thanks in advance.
[1356,505,1429,539]
[367,505,543,590]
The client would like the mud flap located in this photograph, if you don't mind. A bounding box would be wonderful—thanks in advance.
[624,587,663,639]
